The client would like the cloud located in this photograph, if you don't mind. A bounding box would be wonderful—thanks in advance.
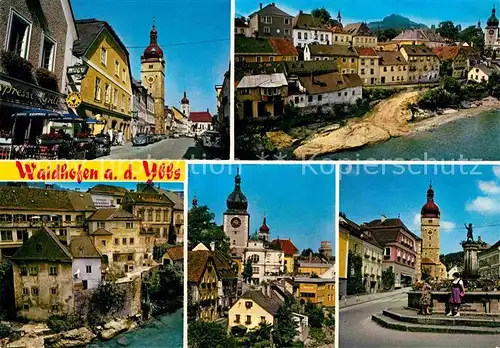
[441,221,456,232]
[478,181,500,195]
[466,197,500,215]
[494,166,500,179]
[412,213,420,228]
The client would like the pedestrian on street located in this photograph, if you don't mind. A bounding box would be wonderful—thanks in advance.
[419,277,432,315]
[447,272,465,317]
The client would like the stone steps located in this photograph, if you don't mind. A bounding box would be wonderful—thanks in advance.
[372,310,500,335]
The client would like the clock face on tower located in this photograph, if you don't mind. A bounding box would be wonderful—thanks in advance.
[427,230,434,236]
[146,75,156,84]
[489,29,495,35]
[231,217,242,228]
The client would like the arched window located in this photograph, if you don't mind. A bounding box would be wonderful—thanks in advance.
[250,254,259,263]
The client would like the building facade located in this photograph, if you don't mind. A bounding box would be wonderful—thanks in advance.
[248,3,293,40]
[343,23,377,47]
[478,240,500,278]
[132,79,155,135]
[295,278,336,307]
[87,184,129,208]
[378,51,409,85]
[400,45,440,83]
[141,23,165,133]
[292,11,332,48]
[228,289,281,331]
[304,44,359,74]
[189,111,213,136]
[356,47,380,85]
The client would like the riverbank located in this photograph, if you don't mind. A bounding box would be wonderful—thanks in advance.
[291,92,500,159]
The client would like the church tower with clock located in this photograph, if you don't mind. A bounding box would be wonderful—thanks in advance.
[223,170,250,257]
[141,21,165,133]
[485,5,500,51]
[420,183,447,279]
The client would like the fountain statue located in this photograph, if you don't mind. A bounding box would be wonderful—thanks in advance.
[461,223,481,281]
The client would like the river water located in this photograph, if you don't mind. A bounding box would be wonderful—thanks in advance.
[88,310,183,348]
[320,110,500,161]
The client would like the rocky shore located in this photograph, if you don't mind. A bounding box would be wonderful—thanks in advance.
[291,92,500,159]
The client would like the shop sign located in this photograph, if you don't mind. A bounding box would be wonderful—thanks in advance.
[66,92,82,108]
[67,64,89,76]
[0,82,63,108]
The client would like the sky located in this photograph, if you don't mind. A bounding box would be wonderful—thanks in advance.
[72,0,230,114]
[340,164,500,255]
[236,0,496,28]
[188,164,336,254]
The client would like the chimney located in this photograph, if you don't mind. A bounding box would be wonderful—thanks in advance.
[210,241,215,251]
[299,10,303,14]
[309,253,312,262]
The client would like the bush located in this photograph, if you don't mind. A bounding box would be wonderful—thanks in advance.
[382,267,395,290]
[87,281,125,327]
[0,51,35,84]
[0,323,11,339]
[417,87,458,110]
[363,87,399,103]
[47,314,83,333]
[35,68,59,91]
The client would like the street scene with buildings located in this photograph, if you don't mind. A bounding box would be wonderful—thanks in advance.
[338,164,500,347]
[187,165,335,347]
[235,1,500,160]
[0,0,230,160]
[0,181,184,347]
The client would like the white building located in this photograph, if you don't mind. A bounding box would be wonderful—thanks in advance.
[292,11,332,48]
[287,72,363,108]
[245,238,284,285]
[479,240,500,278]
[70,236,102,290]
[356,47,380,85]
[468,64,500,83]
[189,110,213,136]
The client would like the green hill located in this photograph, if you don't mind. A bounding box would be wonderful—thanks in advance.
[368,14,428,30]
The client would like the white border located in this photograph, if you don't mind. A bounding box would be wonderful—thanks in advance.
[183,172,188,347]
[335,163,340,348]
[229,0,236,160]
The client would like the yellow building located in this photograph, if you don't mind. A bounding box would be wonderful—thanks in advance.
[328,26,353,45]
[88,207,155,273]
[378,51,409,85]
[298,262,333,276]
[0,185,96,261]
[400,45,440,83]
[271,238,299,274]
[361,228,384,292]
[188,249,220,321]
[11,227,74,321]
[338,225,349,296]
[73,19,133,140]
[295,278,336,307]
[343,23,378,48]
[304,45,359,74]
[236,73,288,119]
[228,290,280,331]
[141,23,166,133]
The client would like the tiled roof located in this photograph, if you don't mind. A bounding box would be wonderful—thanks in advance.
[69,236,101,259]
[235,17,249,28]
[269,38,298,56]
[285,60,338,76]
[328,25,347,33]
[393,29,429,42]
[356,47,378,57]
[0,186,95,212]
[125,192,175,206]
[250,4,292,18]
[11,227,72,263]
[87,184,129,196]
[343,23,375,37]
[298,72,362,95]
[212,251,237,279]
[367,218,421,241]
[235,61,286,82]
[400,44,437,56]
[88,207,139,221]
[378,51,408,66]
[271,239,298,256]
[237,73,288,89]
[308,44,358,57]
[135,183,183,209]
[73,19,129,57]
[239,290,283,316]
[293,12,328,31]
[188,250,211,283]
[165,246,184,261]
[235,36,275,55]
[189,111,213,123]
[91,228,113,236]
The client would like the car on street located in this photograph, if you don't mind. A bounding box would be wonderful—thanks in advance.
[132,133,149,146]
[173,132,180,138]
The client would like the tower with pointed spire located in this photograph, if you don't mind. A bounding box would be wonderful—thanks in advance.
[337,10,342,25]
[258,216,270,242]
[180,91,190,118]
[485,5,500,51]
[420,182,446,280]
[223,169,250,257]
[141,20,166,133]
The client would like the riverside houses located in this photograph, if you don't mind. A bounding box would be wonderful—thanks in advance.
[304,45,359,74]
[377,51,409,85]
[72,19,134,140]
[0,0,78,140]
[343,23,377,48]
[235,36,298,63]
[248,3,293,40]
[287,72,363,108]
[0,185,96,261]
[293,11,332,48]
[356,47,380,85]
[399,45,440,83]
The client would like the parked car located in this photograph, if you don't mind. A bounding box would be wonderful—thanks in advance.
[132,133,149,146]
[146,134,155,144]
[173,132,180,138]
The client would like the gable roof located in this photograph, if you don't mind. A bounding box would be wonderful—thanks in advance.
[11,227,73,263]
[307,44,358,57]
[250,4,292,18]
[366,218,421,241]
[293,12,329,31]
[470,64,500,76]
[239,290,283,316]
[392,29,447,43]
[0,186,95,212]
[73,19,129,58]
[237,73,288,89]
[91,228,113,236]
[271,239,299,256]
[343,23,375,37]
[297,72,362,95]
[88,207,139,221]
[236,36,276,55]
[164,246,184,261]
[188,250,211,283]
[285,60,338,76]
[356,47,378,57]
[269,38,299,56]
[125,191,175,206]
[87,184,129,196]
[400,44,437,56]
[212,250,237,279]
[378,51,408,66]
[189,111,212,123]
[69,236,101,259]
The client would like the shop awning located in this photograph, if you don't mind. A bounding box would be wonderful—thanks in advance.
[55,113,85,122]
[12,109,63,118]
[86,117,104,124]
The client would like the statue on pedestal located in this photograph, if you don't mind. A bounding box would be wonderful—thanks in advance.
[464,223,474,242]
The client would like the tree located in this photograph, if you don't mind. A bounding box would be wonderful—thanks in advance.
[458,25,484,53]
[188,321,237,348]
[188,206,230,256]
[311,8,339,27]
[436,21,459,41]
[347,251,364,295]
[441,76,461,95]
[243,259,253,283]
[305,304,324,328]
[272,300,298,347]
[382,267,395,290]
[301,248,314,257]
[246,323,273,347]
[376,28,400,42]
[143,264,183,315]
